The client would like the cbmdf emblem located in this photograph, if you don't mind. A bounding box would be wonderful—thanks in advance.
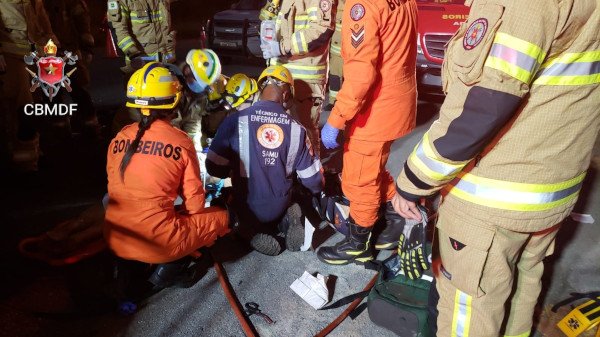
[24,39,78,101]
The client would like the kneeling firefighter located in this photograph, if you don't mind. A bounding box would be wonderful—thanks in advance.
[104,62,234,288]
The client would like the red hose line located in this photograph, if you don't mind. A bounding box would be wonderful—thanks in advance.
[314,273,379,337]
[213,259,259,337]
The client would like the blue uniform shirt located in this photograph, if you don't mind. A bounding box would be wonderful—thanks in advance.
[206,100,324,223]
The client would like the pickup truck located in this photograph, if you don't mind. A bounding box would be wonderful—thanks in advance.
[208,0,469,94]
[416,0,469,93]
[207,0,265,60]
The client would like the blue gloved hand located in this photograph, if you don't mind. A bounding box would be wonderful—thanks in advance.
[261,39,282,59]
[321,123,340,150]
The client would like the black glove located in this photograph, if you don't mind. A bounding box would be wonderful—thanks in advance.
[130,54,147,70]
[398,205,429,280]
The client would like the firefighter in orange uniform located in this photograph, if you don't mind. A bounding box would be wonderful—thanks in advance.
[104,62,231,269]
[317,0,418,265]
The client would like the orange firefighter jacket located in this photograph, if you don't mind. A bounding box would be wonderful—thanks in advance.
[104,120,209,263]
[327,0,418,141]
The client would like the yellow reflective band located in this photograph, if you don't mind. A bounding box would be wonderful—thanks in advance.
[494,32,546,64]
[504,332,530,337]
[447,172,586,212]
[282,64,326,71]
[543,50,600,65]
[118,37,134,51]
[295,14,309,20]
[329,90,338,99]
[300,32,308,53]
[336,22,342,31]
[330,44,341,55]
[485,57,533,83]
[292,34,300,54]
[534,74,600,85]
[295,19,309,30]
[451,290,472,337]
[130,11,160,17]
[460,171,586,193]
[409,133,467,182]
[534,50,600,85]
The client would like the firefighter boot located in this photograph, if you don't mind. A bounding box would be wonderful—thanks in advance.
[316,222,373,265]
[375,202,406,250]
[147,256,208,289]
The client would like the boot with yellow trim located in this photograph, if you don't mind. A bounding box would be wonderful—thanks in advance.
[374,201,406,250]
[316,221,373,265]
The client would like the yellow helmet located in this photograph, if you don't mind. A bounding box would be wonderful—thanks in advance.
[125,62,182,115]
[185,49,221,93]
[224,73,258,108]
[207,75,227,103]
[257,65,293,93]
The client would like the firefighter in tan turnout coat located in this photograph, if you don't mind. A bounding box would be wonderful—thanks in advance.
[260,0,336,155]
[393,1,600,336]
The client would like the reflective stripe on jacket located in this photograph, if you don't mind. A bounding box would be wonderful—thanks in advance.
[267,0,335,83]
[107,0,174,58]
[206,100,323,223]
[397,0,600,232]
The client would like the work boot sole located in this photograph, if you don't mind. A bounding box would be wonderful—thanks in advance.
[285,203,304,252]
[250,233,282,256]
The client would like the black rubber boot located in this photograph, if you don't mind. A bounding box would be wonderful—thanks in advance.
[281,203,304,252]
[147,256,201,289]
[250,233,282,256]
[316,222,373,265]
[375,202,406,250]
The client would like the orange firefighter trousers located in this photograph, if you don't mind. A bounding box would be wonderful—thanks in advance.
[341,138,396,227]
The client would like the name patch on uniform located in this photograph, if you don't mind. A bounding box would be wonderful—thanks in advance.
[350,3,365,21]
[463,18,488,50]
[257,124,284,149]
[108,1,119,10]
[320,0,332,12]
[111,138,182,160]
[351,25,365,48]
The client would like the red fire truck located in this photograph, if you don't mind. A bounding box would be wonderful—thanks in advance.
[416,0,469,94]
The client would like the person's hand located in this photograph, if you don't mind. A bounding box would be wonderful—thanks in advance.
[164,52,176,63]
[130,54,147,69]
[397,204,429,279]
[261,39,281,59]
[0,54,6,73]
[321,123,340,149]
[391,193,422,221]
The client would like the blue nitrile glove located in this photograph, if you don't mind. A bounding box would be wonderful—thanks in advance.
[321,123,340,150]
[261,39,282,59]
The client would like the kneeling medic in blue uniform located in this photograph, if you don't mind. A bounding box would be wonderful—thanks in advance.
[206,65,324,255]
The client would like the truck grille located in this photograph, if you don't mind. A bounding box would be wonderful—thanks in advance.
[424,34,453,60]
[213,20,244,38]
